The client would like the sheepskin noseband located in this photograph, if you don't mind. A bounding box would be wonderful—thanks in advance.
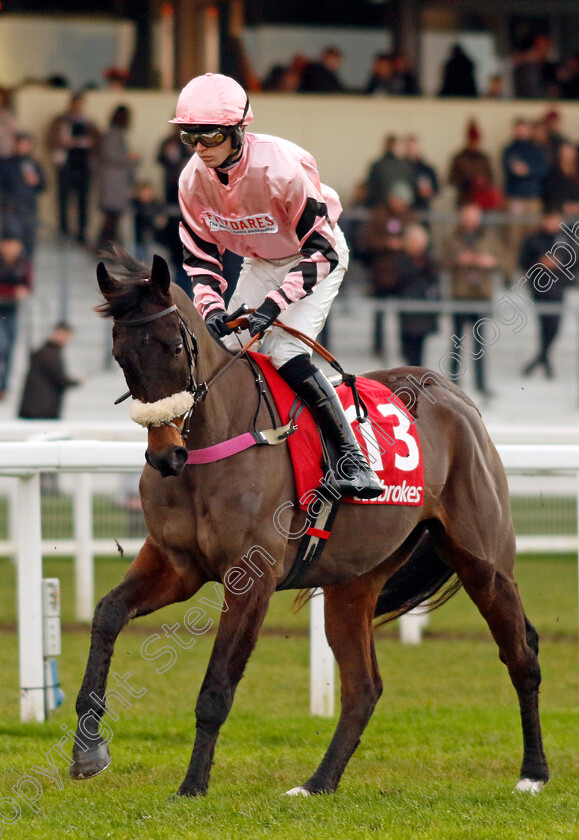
[130,391,195,427]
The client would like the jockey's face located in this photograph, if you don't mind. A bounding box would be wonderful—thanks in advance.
[194,136,235,169]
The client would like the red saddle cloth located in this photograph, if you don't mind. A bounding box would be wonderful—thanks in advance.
[250,352,424,510]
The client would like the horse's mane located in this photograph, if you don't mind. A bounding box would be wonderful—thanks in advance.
[95,245,157,321]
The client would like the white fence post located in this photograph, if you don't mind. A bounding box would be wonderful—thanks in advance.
[310,590,335,717]
[74,473,94,622]
[17,472,45,722]
[399,608,429,644]
[8,482,18,564]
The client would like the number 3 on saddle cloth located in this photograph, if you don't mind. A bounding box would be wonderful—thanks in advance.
[249,353,425,590]
[251,351,424,509]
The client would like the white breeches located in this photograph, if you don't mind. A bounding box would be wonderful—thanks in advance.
[223,225,349,368]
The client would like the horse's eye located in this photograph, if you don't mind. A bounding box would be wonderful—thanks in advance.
[174,343,183,356]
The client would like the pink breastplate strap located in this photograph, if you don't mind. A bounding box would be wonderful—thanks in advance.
[186,419,296,465]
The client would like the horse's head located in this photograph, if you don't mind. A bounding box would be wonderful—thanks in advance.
[97,251,204,477]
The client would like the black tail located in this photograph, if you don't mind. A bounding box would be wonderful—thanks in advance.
[374,531,461,625]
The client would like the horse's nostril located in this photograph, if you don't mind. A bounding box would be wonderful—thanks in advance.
[145,446,188,477]
[170,447,189,473]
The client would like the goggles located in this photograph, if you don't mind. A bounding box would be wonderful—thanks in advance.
[179,127,230,148]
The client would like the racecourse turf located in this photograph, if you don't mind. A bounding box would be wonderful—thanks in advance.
[0,554,577,840]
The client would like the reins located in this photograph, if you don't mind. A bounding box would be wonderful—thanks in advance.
[113,304,367,425]
[228,314,368,423]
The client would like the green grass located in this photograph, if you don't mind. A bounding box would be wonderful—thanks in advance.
[0,555,577,839]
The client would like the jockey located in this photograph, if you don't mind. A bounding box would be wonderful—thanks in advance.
[172,73,382,500]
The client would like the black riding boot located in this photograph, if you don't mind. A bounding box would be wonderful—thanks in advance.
[278,355,383,500]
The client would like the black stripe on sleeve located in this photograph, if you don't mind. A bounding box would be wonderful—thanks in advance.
[183,249,224,276]
[180,217,222,267]
[190,273,225,302]
[295,197,329,242]
[277,287,293,306]
[287,230,339,295]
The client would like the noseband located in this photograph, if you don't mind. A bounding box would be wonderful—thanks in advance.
[113,303,206,435]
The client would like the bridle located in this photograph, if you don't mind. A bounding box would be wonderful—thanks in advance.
[113,303,206,438]
[112,300,365,436]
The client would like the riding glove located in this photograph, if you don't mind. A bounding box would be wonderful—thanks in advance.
[205,308,233,339]
[246,298,281,337]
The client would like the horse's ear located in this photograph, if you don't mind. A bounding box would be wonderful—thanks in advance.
[96,261,121,297]
[150,254,171,296]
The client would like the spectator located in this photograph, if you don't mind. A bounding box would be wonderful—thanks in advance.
[403,135,439,215]
[45,91,100,243]
[531,118,550,160]
[96,104,139,249]
[443,203,501,398]
[0,132,46,258]
[485,74,505,98]
[389,54,420,95]
[393,224,439,367]
[448,120,494,207]
[0,86,19,159]
[285,54,309,91]
[558,53,579,99]
[132,181,165,263]
[363,182,417,296]
[502,118,549,274]
[364,53,394,96]
[542,142,579,216]
[338,181,371,284]
[365,134,416,208]
[519,212,572,379]
[18,322,80,419]
[439,44,478,97]
[155,125,193,295]
[103,67,130,90]
[0,224,33,399]
[156,124,192,204]
[541,109,568,166]
[361,182,417,355]
[262,64,292,92]
[512,35,559,99]
[298,47,345,93]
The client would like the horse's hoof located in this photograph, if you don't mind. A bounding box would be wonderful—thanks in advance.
[285,786,312,797]
[69,743,111,780]
[174,785,207,798]
[514,778,546,795]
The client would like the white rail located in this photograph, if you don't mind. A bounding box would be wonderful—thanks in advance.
[2,440,578,722]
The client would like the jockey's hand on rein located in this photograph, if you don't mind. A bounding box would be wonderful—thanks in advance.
[246,298,281,337]
[205,308,233,339]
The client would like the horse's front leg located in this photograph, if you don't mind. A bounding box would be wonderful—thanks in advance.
[71,537,203,780]
[176,575,276,797]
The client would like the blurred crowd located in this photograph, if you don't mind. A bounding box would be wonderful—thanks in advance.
[343,106,579,396]
[0,64,577,408]
[260,35,579,100]
[0,85,195,406]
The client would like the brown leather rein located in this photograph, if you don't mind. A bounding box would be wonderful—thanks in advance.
[114,306,347,407]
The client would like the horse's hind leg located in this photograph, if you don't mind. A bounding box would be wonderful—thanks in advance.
[286,574,383,796]
[433,526,549,791]
[70,538,204,781]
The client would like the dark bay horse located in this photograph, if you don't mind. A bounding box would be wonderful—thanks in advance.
[70,252,548,797]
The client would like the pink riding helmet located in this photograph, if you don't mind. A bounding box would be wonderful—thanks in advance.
[170,73,254,127]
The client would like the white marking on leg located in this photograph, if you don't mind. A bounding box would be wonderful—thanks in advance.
[514,778,545,794]
[285,786,311,797]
